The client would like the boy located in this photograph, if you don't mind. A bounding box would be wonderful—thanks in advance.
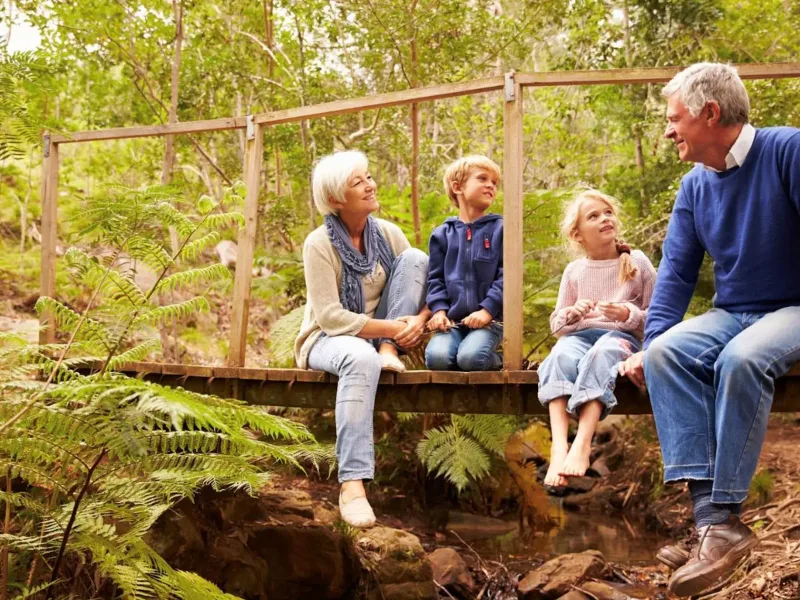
[425,155,503,371]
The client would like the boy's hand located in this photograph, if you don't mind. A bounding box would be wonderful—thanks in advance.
[566,299,596,323]
[597,302,630,322]
[427,310,454,332]
[462,308,492,329]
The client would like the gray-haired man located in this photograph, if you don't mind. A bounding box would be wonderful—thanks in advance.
[620,63,800,596]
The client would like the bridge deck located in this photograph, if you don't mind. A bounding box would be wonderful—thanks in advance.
[94,363,800,415]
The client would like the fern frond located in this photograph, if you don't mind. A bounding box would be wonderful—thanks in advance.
[132,297,209,327]
[154,264,231,295]
[179,231,220,261]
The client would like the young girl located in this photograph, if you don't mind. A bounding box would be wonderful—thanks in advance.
[538,190,657,488]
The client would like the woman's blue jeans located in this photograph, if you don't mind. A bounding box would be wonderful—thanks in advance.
[537,328,641,419]
[644,307,800,504]
[425,323,503,371]
[307,248,428,482]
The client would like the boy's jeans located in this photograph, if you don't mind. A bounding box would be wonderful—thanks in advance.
[537,328,640,419]
[307,249,428,482]
[425,323,503,371]
[644,307,800,504]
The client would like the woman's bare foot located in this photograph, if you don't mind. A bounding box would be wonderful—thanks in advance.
[560,437,592,477]
[378,343,406,372]
[544,443,569,487]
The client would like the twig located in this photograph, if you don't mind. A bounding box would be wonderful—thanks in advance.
[433,579,457,600]
[447,529,486,570]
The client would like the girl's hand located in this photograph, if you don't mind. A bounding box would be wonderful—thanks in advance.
[427,310,454,332]
[566,299,596,323]
[462,308,492,329]
[597,302,630,322]
[394,314,428,349]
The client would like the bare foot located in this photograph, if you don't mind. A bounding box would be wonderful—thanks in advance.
[544,443,569,487]
[560,438,592,477]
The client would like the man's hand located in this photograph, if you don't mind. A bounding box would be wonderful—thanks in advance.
[462,308,493,329]
[395,314,428,349]
[619,351,646,389]
[566,299,596,323]
[427,310,454,332]
[597,301,631,322]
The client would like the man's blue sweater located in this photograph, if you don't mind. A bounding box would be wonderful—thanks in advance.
[426,214,503,322]
[644,127,800,349]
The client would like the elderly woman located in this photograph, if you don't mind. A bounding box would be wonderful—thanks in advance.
[294,150,430,527]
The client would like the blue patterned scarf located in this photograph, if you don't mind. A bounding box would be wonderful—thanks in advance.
[324,214,395,314]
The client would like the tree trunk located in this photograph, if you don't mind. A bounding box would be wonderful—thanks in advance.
[162,0,183,254]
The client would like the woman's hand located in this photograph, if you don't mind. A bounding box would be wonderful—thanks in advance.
[462,308,492,329]
[566,299,596,323]
[427,310,454,332]
[394,314,428,349]
[596,301,630,322]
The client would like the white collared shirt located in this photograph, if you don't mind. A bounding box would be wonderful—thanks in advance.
[702,123,756,172]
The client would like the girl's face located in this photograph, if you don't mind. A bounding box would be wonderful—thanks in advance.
[335,165,379,218]
[573,198,618,251]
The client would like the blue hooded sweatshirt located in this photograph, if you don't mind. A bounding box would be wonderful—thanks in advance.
[426,214,503,322]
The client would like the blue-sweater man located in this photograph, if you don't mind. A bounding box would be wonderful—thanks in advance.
[425,156,504,371]
[619,63,800,597]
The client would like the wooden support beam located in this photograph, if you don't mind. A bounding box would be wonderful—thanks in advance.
[228,119,264,367]
[50,117,249,144]
[39,135,59,345]
[516,62,800,87]
[502,73,524,370]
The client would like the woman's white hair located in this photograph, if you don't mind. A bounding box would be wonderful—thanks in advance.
[662,62,750,126]
[311,150,370,216]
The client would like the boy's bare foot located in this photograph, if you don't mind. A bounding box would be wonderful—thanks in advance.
[560,437,592,477]
[544,443,569,487]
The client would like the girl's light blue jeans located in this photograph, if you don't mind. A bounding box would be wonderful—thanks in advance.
[425,323,503,371]
[537,328,641,419]
[307,248,428,482]
[644,307,800,504]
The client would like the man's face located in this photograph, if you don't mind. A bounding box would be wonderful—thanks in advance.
[665,94,713,164]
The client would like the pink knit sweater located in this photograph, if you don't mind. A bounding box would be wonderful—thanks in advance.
[550,250,657,340]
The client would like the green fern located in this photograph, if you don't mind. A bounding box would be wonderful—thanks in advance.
[0,183,333,599]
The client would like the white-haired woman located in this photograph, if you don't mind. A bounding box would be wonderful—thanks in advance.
[294,150,430,527]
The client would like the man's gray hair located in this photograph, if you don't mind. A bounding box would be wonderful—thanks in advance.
[662,62,750,126]
[311,150,370,216]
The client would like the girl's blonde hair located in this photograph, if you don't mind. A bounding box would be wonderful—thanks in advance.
[560,189,638,283]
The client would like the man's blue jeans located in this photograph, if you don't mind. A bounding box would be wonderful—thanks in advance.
[645,307,800,504]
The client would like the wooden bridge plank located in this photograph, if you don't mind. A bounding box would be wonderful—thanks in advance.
[237,367,269,380]
[395,371,431,385]
[507,371,539,385]
[430,372,470,385]
[468,371,507,385]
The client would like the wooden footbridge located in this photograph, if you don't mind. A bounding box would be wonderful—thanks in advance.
[41,63,800,414]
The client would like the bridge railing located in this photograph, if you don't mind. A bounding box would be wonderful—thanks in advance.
[41,63,800,370]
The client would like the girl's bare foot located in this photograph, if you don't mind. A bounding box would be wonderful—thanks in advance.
[560,437,592,477]
[544,443,569,487]
[378,343,406,373]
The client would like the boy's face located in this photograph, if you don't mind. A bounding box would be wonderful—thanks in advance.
[455,167,499,211]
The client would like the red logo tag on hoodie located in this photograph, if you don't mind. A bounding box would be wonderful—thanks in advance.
[466,227,472,241]
[484,237,490,249]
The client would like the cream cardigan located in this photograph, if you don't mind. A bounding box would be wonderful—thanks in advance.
[294,218,411,369]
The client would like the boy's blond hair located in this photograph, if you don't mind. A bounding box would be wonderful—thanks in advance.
[561,189,638,283]
[443,155,501,209]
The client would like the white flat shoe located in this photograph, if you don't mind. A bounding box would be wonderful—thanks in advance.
[339,493,376,528]
[380,353,406,373]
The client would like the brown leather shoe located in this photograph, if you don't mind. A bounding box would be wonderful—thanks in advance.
[656,530,698,570]
[668,516,759,597]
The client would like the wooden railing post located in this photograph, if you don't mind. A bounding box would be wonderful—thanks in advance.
[502,72,524,370]
[228,116,264,367]
[39,133,59,345]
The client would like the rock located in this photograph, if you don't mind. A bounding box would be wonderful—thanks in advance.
[518,550,606,599]
[147,487,361,600]
[565,476,597,494]
[215,240,237,269]
[356,527,437,600]
[446,510,517,541]
[556,592,591,600]
[578,581,635,600]
[587,456,611,478]
[428,548,475,597]
[313,503,339,525]
[749,576,767,595]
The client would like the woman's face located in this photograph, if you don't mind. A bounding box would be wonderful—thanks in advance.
[335,165,379,219]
